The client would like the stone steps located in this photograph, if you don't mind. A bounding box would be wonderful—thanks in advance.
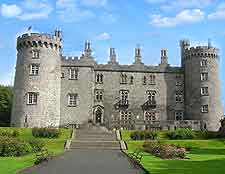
[71,126,121,150]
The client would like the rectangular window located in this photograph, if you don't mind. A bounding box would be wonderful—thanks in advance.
[95,90,103,101]
[200,59,208,67]
[175,112,183,120]
[149,74,156,84]
[96,73,103,84]
[176,91,183,103]
[69,68,78,80]
[30,64,39,75]
[201,105,209,113]
[32,50,39,59]
[147,90,156,101]
[68,94,77,107]
[27,92,38,105]
[201,73,208,81]
[201,87,209,96]
[120,111,132,120]
[144,111,156,121]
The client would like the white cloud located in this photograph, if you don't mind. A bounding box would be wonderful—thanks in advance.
[150,9,204,27]
[159,0,215,11]
[96,32,111,40]
[1,4,22,18]
[208,2,225,20]
[56,0,95,22]
[81,0,107,7]
[0,1,53,20]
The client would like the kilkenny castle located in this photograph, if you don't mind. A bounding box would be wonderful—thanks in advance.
[11,30,224,131]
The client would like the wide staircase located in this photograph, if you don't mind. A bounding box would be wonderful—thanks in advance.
[70,125,121,150]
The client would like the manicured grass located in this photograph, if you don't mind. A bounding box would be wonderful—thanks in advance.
[0,128,71,174]
[122,131,225,174]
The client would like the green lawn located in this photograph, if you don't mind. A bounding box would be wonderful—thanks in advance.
[0,128,71,174]
[122,131,225,174]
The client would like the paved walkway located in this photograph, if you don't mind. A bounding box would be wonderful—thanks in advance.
[24,150,142,174]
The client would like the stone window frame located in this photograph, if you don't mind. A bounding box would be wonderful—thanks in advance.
[96,73,103,84]
[120,90,129,101]
[130,76,134,84]
[27,92,38,105]
[31,49,40,59]
[201,87,209,96]
[144,111,156,121]
[67,93,78,107]
[201,105,209,113]
[175,111,184,120]
[149,74,156,85]
[120,110,132,120]
[143,76,147,85]
[29,64,40,76]
[200,72,208,81]
[200,59,208,67]
[95,89,104,101]
[146,90,156,101]
[120,73,127,84]
[175,91,183,103]
[69,68,78,80]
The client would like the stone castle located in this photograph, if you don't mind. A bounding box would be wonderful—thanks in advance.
[11,30,224,131]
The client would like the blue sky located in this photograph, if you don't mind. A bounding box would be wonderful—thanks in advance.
[0,0,224,109]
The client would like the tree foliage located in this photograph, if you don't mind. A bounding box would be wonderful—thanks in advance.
[0,85,13,126]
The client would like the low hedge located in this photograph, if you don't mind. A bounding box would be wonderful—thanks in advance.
[32,128,60,138]
[143,141,187,159]
[166,128,195,139]
[28,139,45,153]
[0,136,32,157]
[130,130,158,140]
[0,128,20,137]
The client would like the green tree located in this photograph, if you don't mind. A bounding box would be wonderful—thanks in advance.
[0,85,13,126]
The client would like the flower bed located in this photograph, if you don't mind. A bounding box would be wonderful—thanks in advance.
[143,141,187,159]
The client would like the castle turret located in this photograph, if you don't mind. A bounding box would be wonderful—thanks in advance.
[11,30,62,127]
[160,48,168,66]
[133,45,143,64]
[182,40,223,131]
[108,48,118,64]
[180,40,190,67]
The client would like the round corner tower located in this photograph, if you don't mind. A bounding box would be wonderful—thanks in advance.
[181,40,224,131]
[11,30,63,128]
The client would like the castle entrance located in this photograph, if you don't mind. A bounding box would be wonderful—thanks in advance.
[95,107,102,124]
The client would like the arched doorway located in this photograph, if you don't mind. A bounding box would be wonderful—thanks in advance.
[95,107,102,124]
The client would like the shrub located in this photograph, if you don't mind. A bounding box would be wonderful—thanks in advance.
[130,130,158,140]
[0,136,31,157]
[28,139,45,153]
[32,128,60,138]
[166,128,195,139]
[143,141,187,159]
[0,128,20,137]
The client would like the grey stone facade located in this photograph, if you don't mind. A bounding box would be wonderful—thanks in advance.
[11,30,224,131]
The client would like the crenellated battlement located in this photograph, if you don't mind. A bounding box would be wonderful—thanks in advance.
[17,32,63,52]
[184,46,219,60]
